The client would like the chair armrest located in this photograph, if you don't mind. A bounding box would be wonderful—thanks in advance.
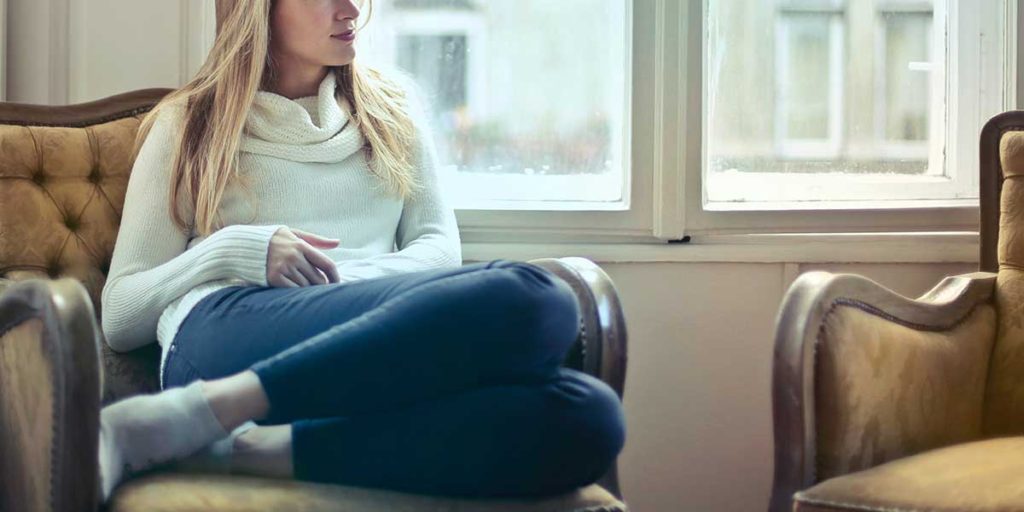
[770,271,998,512]
[527,257,627,399]
[527,257,628,501]
[0,278,102,512]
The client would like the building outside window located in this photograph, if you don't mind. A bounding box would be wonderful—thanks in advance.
[358,0,630,210]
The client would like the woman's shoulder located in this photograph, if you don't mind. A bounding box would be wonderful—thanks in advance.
[148,98,189,130]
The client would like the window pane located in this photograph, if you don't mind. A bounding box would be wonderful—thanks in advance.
[706,0,943,204]
[396,35,468,113]
[882,13,932,142]
[778,14,834,142]
[358,0,629,208]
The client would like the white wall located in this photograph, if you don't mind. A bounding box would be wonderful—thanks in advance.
[0,2,1006,510]
[4,0,213,105]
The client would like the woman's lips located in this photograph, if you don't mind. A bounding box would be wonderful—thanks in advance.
[332,31,356,42]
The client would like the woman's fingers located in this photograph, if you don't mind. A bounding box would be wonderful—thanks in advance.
[302,245,341,284]
[292,228,341,249]
[284,267,311,287]
[276,273,301,288]
[295,259,327,286]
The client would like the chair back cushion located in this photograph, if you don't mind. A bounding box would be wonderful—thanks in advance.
[0,90,171,402]
[986,120,1024,435]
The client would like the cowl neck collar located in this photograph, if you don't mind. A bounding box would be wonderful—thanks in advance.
[241,71,365,163]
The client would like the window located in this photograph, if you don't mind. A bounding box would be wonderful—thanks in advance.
[358,0,630,211]
[703,0,1010,211]
[331,0,1013,243]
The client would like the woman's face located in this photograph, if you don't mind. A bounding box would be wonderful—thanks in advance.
[270,0,362,69]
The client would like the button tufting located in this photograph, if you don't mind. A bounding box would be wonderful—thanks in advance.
[31,172,46,185]
[46,265,61,278]
[88,169,102,183]
[64,216,80,231]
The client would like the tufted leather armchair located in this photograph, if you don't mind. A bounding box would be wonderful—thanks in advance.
[769,110,1024,512]
[0,95,630,510]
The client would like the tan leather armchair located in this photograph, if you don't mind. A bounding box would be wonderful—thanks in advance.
[769,110,1024,512]
[0,92,629,511]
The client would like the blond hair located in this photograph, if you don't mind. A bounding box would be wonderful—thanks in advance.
[133,0,420,236]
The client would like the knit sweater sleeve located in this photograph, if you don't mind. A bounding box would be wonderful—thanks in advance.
[332,91,462,282]
[101,106,284,353]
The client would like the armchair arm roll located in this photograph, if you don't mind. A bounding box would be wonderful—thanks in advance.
[0,278,103,512]
[527,257,628,501]
[770,271,998,512]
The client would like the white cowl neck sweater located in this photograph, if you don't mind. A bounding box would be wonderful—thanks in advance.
[100,72,462,384]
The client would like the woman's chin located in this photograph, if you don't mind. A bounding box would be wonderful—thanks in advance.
[324,55,356,68]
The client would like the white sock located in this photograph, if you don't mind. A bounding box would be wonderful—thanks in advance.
[171,420,258,474]
[97,381,229,501]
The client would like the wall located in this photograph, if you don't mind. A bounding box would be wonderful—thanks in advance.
[0,1,1009,510]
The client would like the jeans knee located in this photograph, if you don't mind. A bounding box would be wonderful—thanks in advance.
[491,262,580,342]
[547,372,626,485]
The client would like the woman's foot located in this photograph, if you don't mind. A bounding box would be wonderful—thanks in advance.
[231,424,295,478]
[173,423,294,479]
[98,381,229,501]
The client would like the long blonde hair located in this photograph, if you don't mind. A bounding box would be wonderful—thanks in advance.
[134,0,420,237]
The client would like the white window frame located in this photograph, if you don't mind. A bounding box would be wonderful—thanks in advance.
[686,0,1016,236]
[459,0,1016,245]
[449,0,687,243]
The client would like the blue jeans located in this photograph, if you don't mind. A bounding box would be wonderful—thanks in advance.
[162,259,626,498]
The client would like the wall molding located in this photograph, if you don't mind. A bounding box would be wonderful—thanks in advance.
[50,0,70,104]
[0,0,6,101]
[181,0,216,84]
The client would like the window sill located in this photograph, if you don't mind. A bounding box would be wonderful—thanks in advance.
[462,231,979,264]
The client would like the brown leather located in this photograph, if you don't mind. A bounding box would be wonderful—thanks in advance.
[980,111,1024,272]
[0,279,102,512]
[795,437,1024,512]
[0,91,169,405]
[986,128,1024,437]
[0,89,171,128]
[814,302,996,480]
[110,474,626,512]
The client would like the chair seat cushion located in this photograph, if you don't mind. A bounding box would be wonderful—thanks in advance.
[795,437,1024,511]
[109,473,628,512]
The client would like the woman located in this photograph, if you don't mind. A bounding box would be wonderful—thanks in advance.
[98,0,626,503]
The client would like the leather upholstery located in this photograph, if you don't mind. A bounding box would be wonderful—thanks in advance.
[795,437,1024,512]
[0,319,54,512]
[110,474,625,512]
[986,131,1024,436]
[814,302,996,480]
[0,117,162,404]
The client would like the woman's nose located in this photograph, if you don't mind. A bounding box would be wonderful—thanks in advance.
[338,0,361,20]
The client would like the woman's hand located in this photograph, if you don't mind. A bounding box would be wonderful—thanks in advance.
[266,227,342,288]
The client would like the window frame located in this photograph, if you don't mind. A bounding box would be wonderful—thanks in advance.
[686,0,1016,237]
[450,0,690,243]
[455,0,1017,243]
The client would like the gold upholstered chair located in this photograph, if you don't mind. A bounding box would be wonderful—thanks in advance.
[769,110,1024,512]
[0,76,629,512]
